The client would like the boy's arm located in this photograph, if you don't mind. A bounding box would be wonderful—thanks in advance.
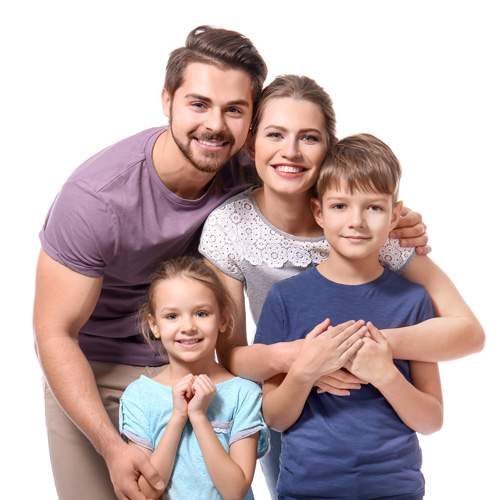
[347,323,443,435]
[385,256,485,361]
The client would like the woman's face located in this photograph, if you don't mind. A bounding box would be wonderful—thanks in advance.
[252,98,329,197]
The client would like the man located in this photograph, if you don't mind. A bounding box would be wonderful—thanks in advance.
[34,25,427,500]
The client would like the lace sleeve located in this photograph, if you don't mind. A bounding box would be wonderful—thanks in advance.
[199,205,245,282]
[378,238,416,274]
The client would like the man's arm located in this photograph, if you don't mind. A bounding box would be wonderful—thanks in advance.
[33,249,164,500]
[385,256,485,361]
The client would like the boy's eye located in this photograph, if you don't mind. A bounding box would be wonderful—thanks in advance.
[369,205,383,212]
[332,204,346,210]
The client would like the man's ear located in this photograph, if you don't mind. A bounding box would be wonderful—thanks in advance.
[161,88,172,120]
[390,200,404,230]
[311,197,324,228]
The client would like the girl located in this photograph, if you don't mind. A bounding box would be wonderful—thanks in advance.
[119,257,268,500]
[199,75,483,498]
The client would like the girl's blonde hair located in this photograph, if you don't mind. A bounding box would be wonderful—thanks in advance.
[139,256,236,358]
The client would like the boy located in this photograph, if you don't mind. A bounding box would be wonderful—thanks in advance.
[254,133,444,500]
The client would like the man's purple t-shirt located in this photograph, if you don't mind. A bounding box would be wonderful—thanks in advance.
[40,127,252,365]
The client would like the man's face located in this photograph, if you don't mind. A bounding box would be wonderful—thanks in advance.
[163,63,254,173]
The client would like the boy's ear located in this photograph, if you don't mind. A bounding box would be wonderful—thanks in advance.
[390,200,404,230]
[311,197,324,228]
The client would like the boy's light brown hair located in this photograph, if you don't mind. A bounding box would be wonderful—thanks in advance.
[315,133,402,203]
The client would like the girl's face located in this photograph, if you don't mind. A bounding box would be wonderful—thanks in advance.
[148,276,224,365]
[252,98,328,197]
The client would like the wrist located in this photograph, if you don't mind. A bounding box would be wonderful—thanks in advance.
[273,340,301,373]
[373,364,400,391]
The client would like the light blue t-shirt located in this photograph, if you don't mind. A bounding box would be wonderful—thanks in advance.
[120,375,269,500]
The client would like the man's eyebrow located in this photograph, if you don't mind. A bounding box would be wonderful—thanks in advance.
[184,94,251,107]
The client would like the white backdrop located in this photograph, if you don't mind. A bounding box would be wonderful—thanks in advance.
[2,1,498,498]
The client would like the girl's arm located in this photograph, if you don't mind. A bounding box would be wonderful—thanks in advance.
[134,414,186,499]
[385,256,485,361]
[188,375,258,500]
[263,320,366,431]
[134,376,194,499]
[347,323,443,435]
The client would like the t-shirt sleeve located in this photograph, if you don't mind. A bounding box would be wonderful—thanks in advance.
[254,285,286,346]
[379,238,416,275]
[39,179,117,277]
[119,384,154,451]
[229,381,269,458]
[415,290,435,324]
[199,205,245,282]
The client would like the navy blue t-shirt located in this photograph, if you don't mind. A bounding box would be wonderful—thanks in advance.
[254,267,434,500]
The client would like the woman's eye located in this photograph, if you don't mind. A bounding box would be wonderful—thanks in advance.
[266,132,282,139]
[302,135,318,142]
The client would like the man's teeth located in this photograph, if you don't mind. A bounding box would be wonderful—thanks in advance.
[199,139,223,147]
[275,165,303,173]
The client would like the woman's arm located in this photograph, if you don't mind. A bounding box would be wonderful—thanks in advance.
[347,323,443,435]
[263,320,365,431]
[384,256,485,361]
[205,260,303,382]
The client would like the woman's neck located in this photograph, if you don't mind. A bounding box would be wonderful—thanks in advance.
[253,186,323,237]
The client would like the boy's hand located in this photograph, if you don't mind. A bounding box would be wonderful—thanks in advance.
[292,319,366,384]
[390,206,431,255]
[315,369,367,395]
[187,374,216,418]
[345,322,396,387]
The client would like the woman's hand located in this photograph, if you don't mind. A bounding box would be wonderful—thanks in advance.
[390,206,431,255]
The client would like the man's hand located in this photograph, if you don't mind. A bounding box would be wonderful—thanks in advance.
[104,439,164,500]
[390,206,431,255]
[315,368,367,396]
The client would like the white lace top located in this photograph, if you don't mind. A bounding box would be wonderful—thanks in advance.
[200,188,415,329]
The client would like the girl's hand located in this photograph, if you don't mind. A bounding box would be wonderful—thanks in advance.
[187,374,216,418]
[172,374,195,419]
[345,322,397,387]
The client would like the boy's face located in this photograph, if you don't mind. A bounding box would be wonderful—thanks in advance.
[162,62,254,174]
[312,182,402,265]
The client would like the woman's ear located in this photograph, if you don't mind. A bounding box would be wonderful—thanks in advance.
[311,197,324,228]
[390,200,404,230]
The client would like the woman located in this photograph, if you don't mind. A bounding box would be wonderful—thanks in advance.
[199,74,484,498]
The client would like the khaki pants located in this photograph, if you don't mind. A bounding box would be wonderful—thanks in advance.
[44,360,165,500]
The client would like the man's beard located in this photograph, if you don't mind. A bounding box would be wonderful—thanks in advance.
[170,126,237,174]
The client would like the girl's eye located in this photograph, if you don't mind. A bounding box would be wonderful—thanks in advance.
[166,313,178,320]
[196,311,209,318]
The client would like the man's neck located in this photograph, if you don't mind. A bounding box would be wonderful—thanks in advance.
[152,129,218,200]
